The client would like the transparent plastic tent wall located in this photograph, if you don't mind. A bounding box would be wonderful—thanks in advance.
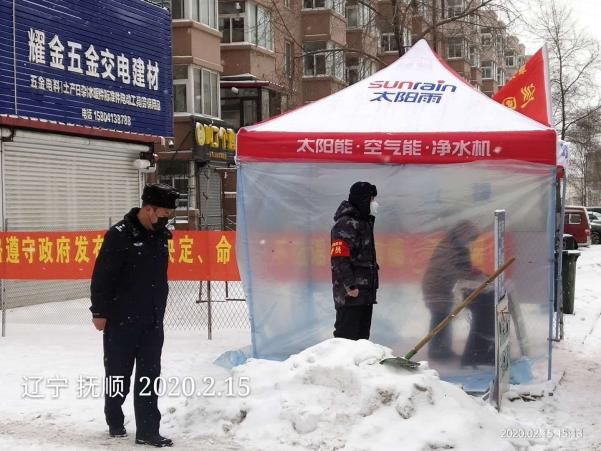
[236,160,555,386]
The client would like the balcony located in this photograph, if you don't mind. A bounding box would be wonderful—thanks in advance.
[470,66,482,87]
[481,79,499,97]
[346,28,378,57]
[220,44,276,79]
[172,21,223,73]
[302,8,347,46]
[446,58,472,81]
[302,76,347,102]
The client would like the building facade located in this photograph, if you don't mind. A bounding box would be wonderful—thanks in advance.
[0,0,172,306]
[161,0,530,231]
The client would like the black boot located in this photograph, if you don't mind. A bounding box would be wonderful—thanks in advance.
[109,426,127,438]
[135,435,173,447]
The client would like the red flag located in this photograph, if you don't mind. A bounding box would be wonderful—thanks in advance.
[494,46,552,127]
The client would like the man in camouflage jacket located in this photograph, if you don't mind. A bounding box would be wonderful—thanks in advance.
[330,181,379,340]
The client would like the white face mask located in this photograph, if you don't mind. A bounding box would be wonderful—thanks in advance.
[370,200,379,216]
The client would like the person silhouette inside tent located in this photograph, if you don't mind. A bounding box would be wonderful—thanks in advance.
[421,220,493,363]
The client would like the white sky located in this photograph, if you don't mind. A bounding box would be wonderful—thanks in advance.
[519,0,601,54]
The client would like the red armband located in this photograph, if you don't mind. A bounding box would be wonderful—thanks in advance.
[331,240,351,257]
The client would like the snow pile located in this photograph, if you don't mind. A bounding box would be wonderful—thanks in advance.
[178,339,524,451]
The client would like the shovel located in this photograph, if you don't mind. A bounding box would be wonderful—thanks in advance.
[380,257,516,369]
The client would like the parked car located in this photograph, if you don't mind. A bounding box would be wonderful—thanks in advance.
[592,222,601,245]
[589,211,601,224]
[564,206,591,246]
[586,206,601,215]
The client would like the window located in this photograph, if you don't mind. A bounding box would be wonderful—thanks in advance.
[481,60,496,80]
[346,56,360,84]
[304,41,327,75]
[346,3,372,30]
[496,67,505,85]
[304,0,325,8]
[496,34,504,53]
[174,65,220,117]
[345,56,376,85]
[517,55,525,67]
[172,0,185,18]
[284,0,290,7]
[304,0,343,15]
[219,2,273,50]
[303,41,344,80]
[346,4,359,27]
[380,29,411,53]
[332,0,344,16]
[171,0,218,29]
[403,28,411,48]
[248,4,273,50]
[567,213,582,225]
[505,51,515,68]
[415,1,432,22]
[380,33,396,53]
[284,41,293,78]
[220,16,245,43]
[481,29,492,46]
[158,166,190,210]
[447,0,463,18]
[447,37,466,59]
[469,46,480,67]
[468,13,480,27]
[173,65,188,113]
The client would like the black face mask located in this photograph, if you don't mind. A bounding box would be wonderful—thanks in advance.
[153,216,169,231]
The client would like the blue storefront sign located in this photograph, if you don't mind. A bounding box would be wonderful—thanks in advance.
[0,0,172,137]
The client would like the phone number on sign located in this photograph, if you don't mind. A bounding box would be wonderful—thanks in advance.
[81,108,132,126]
[137,376,251,398]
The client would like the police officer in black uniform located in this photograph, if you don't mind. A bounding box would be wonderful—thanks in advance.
[90,183,179,448]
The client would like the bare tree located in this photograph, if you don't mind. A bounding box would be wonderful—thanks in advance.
[257,0,523,110]
[366,0,521,58]
[527,0,601,141]
[566,107,601,205]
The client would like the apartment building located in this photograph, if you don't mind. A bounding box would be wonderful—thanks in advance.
[159,0,529,231]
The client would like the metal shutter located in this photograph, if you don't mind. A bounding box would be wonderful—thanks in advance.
[1,129,146,308]
[197,164,223,230]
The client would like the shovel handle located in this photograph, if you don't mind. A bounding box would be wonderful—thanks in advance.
[404,256,516,360]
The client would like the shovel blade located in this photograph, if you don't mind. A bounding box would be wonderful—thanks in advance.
[380,356,421,369]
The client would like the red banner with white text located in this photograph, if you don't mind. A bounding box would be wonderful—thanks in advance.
[237,130,557,165]
[0,231,240,281]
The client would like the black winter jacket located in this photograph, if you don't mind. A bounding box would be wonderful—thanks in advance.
[90,208,171,325]
[331,200,379,308]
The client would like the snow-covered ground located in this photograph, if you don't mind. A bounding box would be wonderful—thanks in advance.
[1,246,601,450]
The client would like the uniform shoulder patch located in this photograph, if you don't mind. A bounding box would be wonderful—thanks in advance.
[331,239,351,257]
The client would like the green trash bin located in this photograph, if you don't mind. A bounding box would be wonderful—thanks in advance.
[562,249,580,314]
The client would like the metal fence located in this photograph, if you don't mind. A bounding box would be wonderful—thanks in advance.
[0,279,249,337]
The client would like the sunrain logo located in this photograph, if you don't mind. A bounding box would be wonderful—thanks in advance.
[368,80,458,104]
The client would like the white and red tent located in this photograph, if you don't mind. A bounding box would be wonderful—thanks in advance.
[235,40,557,389]
[238,40,556,165]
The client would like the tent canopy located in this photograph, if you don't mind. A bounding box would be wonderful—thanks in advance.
[235,40,557,389]
[238,40,556,165]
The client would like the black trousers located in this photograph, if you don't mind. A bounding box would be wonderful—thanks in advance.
[333,305,373,340]
[103,321,164,437]
[462,292,495,366]
[428,305,454,357]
